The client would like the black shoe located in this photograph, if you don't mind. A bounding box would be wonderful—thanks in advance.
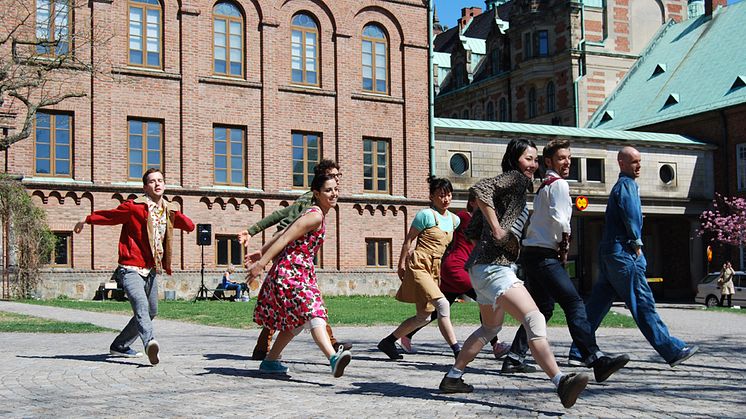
[501,358,538,374]
[377,338,403,360]
[669,345,699,367]
[591,354,630,383]
[557,372,589,408]
[251,348,267,361]
[335,341,353,351]
[439,373,474,394]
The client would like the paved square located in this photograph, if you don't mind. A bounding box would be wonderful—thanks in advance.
[0,301,744,418]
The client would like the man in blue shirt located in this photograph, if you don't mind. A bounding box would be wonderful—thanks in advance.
[568,146,698,367]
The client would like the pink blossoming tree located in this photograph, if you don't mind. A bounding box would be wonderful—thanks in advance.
[698,194,746,247]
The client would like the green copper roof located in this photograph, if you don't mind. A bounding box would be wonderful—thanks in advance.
[587,2,746,130]
[435,118,710,147]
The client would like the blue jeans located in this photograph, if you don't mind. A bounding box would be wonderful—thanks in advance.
[111,267,158,350]
[223,281,245,298]
[569,244,685,363]
[508,248,602,365]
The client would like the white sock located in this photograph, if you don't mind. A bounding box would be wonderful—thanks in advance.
[551,372,564,387]
[446,367,464,379]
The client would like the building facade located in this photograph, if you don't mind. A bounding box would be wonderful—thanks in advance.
[1,0,430,299]
[586,0,745,269]
[435,118,715,298]
[433,0,696,127]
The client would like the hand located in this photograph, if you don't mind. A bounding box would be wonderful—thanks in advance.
[238,230,251,247]
[559,249,568,266]
[244,250,262,268]
[73,220,86,234]
[245,261,265,283]
[491,227,507,242]
[635,248,642,257]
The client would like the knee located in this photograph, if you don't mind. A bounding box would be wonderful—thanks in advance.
[432,298,451,319]
[522,310,547,341]
[473,325,502,345]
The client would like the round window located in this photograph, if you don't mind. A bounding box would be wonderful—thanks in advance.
[450,153,469,175]
[659,164,675,184]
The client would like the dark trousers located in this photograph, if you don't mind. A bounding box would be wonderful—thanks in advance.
[720,294,733,307]
[508,247,601,364]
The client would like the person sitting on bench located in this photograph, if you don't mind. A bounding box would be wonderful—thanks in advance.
[221,265,247,300]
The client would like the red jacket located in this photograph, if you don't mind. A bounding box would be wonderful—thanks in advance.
[86,196,195,275]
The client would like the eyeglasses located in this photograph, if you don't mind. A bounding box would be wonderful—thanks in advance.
[331,172,343,179]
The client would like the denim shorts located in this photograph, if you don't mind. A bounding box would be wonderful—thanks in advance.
[469,263,523,306]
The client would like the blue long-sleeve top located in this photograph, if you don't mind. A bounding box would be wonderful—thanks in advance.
[601,172,643,250]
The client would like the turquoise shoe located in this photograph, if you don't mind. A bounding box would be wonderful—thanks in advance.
[259,359,290,374]
[330,348,351,378]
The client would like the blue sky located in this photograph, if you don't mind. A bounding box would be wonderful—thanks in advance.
[435,0,743,31]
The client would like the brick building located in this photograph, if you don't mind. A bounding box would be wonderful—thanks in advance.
[1,0,430,299]
[587,0,745,270]
[433,0,694,127]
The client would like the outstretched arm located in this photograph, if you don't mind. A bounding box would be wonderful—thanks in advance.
[245,210,323,281]
[73,202,132,234]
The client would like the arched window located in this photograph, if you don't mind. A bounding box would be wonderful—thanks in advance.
[36,0,70,55]
[528,86,537,118]
[486,101,495,121]
[213,2,243,77]
[291,13,319,85]
[546,81,556,113]
[129,0,162,68]
[499,97,508,121]
[362,24,388,94]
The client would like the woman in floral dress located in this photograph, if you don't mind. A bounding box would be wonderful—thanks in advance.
[246,174,351,378]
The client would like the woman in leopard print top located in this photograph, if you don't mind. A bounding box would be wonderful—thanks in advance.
[439,139,591,408]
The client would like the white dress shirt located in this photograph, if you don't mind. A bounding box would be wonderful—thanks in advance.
[522,169,572,250]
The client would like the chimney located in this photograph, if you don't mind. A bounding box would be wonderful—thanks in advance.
[705,0,727,16]
[459,7,482,32]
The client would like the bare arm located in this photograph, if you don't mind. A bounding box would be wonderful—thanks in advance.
[397,226,421,280]
[245,210,323,281]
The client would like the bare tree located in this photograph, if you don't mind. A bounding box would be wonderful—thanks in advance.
[0,0,112,149]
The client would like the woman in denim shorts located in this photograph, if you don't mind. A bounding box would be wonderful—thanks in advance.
[438,139,590,409]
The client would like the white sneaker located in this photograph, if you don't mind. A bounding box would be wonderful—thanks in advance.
[145,339,160,365]
[399,336,416,354]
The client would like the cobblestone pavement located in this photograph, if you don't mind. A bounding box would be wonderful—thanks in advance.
[1,301,745,418]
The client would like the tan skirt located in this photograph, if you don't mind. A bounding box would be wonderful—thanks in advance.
[396,250,445,312]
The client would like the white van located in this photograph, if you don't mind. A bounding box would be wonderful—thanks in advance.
[695,271,746,307]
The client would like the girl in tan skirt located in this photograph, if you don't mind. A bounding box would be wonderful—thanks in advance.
[378,176,462,360]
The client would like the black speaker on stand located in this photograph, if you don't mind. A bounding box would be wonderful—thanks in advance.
[194,224,212,301]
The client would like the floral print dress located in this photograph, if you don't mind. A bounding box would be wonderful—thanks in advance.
[254,207,328,331]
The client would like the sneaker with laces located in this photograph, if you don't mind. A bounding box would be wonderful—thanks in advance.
[669,345,699,367]
[378,338,403,360]
[399,336,415,354]
[557,372,589,408]
[109,345,143,358]
[492,341,511,359]
[439,373,474,394]
[145,339,160,365]
[591,354,630,383]
[330,348,352,378]
[259,359,290,374]
[501,357,538,374]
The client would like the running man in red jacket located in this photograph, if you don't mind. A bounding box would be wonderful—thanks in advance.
[74,168,195,365]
